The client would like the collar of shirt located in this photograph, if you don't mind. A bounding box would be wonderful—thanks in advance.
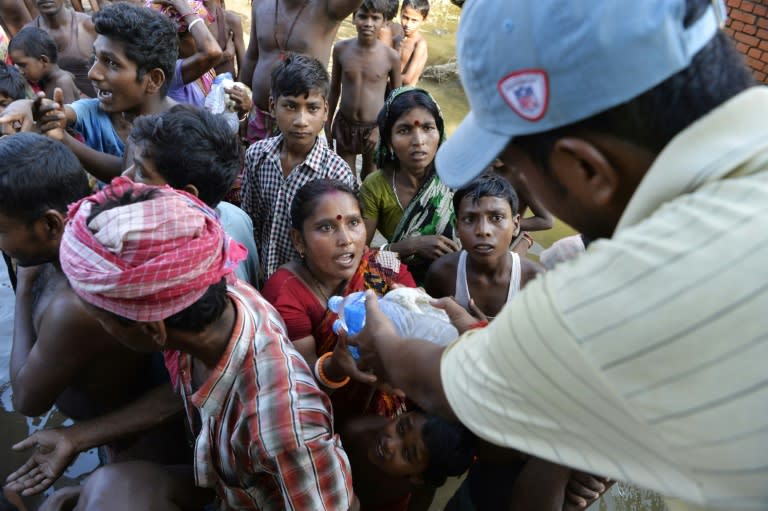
[617,86,768,233]
[261,133,330,175]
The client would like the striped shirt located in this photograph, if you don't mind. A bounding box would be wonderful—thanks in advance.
[177,280,354,510]
[441,87,768,510]
[241,134,356,279]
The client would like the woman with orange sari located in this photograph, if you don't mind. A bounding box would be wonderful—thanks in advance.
[262,179,416,426]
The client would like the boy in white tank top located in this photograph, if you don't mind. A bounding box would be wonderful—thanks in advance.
[424,173,542,318]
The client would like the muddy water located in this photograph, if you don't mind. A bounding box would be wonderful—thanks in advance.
[0,2,664,510]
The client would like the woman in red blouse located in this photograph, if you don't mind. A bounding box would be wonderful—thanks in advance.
[262,179,416,426]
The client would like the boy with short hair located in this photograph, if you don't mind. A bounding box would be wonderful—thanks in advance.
[0,3,178,182]
[9,26,81,103]
[327,0,402,178]
[398,0,429,85]
[125,105,260,287]
[241,53,356,279]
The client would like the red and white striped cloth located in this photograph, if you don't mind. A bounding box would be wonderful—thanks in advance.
[60,177,246,321]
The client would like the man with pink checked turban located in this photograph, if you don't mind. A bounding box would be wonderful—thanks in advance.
[58,177,357,511]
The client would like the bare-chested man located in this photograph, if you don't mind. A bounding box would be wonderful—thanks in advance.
[0,0,37,37]
[27,0,97,96]
[0,133,188,495]
[238,0,364,142]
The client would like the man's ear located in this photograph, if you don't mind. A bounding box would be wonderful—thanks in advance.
[40,210,66,241]
[40,55,51,66]
[291,228,306,257]
[182,184,200,198]
[140,321,168,348]
[511,213,521,237]
[269,95,276,116]
[145,68,166,95]
[549,136,618,208]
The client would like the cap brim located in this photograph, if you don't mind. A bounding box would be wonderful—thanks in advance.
[436,110,511,189]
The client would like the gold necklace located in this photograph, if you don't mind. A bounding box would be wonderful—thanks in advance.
[391,171,404,211]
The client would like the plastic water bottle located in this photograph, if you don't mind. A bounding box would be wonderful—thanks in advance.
[203,72,239,133]
[328,291,368,360]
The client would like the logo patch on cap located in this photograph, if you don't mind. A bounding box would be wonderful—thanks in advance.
[498,69,549,121]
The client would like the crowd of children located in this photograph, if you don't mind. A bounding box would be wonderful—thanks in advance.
[0,1,646,511]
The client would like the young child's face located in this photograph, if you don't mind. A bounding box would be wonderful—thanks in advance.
[88,35,148,114]
[354,9,386,40]
[368,412,430,478]
[456,195,519,262]
[271,89,328,146]
[10,51,46,82]
[400,6,426,37]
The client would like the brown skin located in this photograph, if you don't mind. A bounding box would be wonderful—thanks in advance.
[238,0,364,112]
[9,50,80,103]
[0,36,176,181]
[348,131,656,417]
[0,0,37,36]
[271,89,329,175]
[0,210,187,496]
[425,195,543,318]
[326,9,402,178]
[363,107,459,260]
[28,0,96,95]
[379,20,404,49]
[491,157,554,232]
[398,6,427,86]
[202,0,246,77]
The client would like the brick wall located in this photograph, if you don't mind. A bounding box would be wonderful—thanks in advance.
[723,0,768,83]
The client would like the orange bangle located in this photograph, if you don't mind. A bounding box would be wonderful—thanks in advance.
[468,320,489,330]
[314,352,350,389]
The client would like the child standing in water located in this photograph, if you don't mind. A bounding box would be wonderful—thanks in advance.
[327,0,402,179]
[398,0,429,85]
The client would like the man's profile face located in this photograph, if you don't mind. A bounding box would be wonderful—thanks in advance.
[0,211,56,267]
[80,298,162,353]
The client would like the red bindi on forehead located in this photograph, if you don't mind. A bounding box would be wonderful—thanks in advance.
[414,120,420,126]
[336,214,342,220]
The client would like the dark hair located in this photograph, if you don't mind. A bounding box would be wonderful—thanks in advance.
[0,133,90,222]
[130,105,241,207]
[0,63,27,100]
[402,0,429,17]
[420,414,474,487]
[358,0,390,16]
[384,0,400,20]
[515,0,754,172]
[271,53,330,101]
[290,179,361,231]
[452,173,519,216]
[9,26,58,63]
[93,3,178,97]
[376,88,445,170]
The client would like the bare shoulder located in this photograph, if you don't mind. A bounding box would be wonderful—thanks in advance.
[425,252,460,297]
[519,256,544,289]
[42,287,114,350]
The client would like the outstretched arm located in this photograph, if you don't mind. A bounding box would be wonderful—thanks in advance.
[6,383,183,496]
[226,10,246,75]
[326,44,342,140]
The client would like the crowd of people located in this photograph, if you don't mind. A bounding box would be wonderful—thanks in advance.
[0,0,765,510]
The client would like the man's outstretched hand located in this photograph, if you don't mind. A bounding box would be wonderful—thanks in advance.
[5,427,79,496]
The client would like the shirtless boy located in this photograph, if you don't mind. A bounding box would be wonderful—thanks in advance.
[327,0,402,178]
[0,134,188,484]
[9,27,81,103]
[398,0,428,85]
[238,0,364,142]
[27,0,96,97]
[425,174,542,319]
